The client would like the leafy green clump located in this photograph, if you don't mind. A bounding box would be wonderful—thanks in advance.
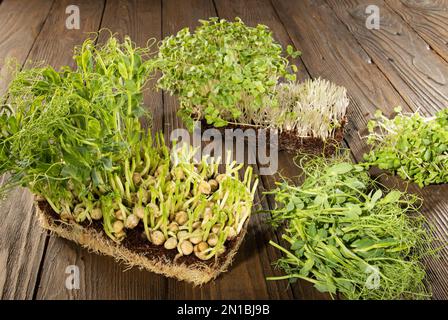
[363,107,448,187]
[0,34,258,260]
[0,34,156,203]
[155,17,300,130]
[267,153,434,300]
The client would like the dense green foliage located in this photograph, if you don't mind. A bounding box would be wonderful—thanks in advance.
[0,35,257,260]
[155,17,300,130]
[364,107,448,187]
[0,35,155,201]
[267,153,434,300]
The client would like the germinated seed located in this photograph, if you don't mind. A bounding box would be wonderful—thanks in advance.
[91,208,103,220]
[172,167,185,180]
[207,233,218,246]
[177,230,189,240]
[194,250,208,260]
[147,203,160,217]
[216,174,226,183]
[168,221,179,233]
[113,220,124,233]
[133,172,142,185]
[197,241,208,252]
[151,230,165,245]
[115,209,125,220]
[192,221,201,229]
[175,211,188,225]
[60,210,73,221]
[125,214,139,229]
[134,207,145,219]
[74,205,85,216]
[164,237,178,250]
[115,230,126,240]
[209,179,218,192]
[180,240,194,255]
[190,235,202,245]
[211,224,221,234]
[227,226,237,240]
[198,180,211,195]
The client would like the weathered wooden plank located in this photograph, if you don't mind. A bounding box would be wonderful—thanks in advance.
[0,188,47,299]
[162,0,293,299]
[271,0,407,157]
[326,0,448,115]
[29,0,106,299]
[0,0,54,300]
[385,0,448,63]
[161,0,216,145]
[0,0,54,96]
[36,0,169,300]
[99,0,163,135]
[274,0,448,299]
[324,0,448,299]
[214,0,329,300]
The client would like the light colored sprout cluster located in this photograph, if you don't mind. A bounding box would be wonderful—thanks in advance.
[42,137,258,261]
[236,78,349,140]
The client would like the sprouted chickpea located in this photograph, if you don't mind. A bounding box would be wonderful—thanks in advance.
[207,233,218,246]
[134,207,145,219]
[125,214,139,229]
[113,220,124,233]
[164,237,178,250]
[208,179,219,192]
[175,211,188,225]
[115,209,125,220]
[91,208,103,220]
[151,230,165,245]
[180,240,194,255]
[198,180,211,195]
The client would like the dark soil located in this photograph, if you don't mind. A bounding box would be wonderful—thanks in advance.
[199,116,347,156]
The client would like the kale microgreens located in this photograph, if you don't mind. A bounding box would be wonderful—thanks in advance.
[363,107,448,187]
[155,17,301,130]
[267,153,436,300]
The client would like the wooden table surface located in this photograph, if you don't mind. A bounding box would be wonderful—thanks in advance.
[0,0,447,300]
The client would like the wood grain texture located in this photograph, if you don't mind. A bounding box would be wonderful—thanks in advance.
[214,0,330,300]
[0,188,47,299]
[273,0,448,299]
[35,0,169,300]
[161,0,293,299]
[30,0,106,299]
[162,0,216,145]
[385,0,448,63]
[271,0,407,161]
[0,0,54,96]
[100,0,163,134]
[0,0,54,300]
[326,0,448,115]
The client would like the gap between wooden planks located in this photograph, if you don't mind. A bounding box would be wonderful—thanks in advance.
[272,0,448,299]
[0,0,54,300]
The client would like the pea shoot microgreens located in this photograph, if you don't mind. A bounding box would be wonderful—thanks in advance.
[267,153,435,300]
[0,34,258,261]
[363,107,448,187]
